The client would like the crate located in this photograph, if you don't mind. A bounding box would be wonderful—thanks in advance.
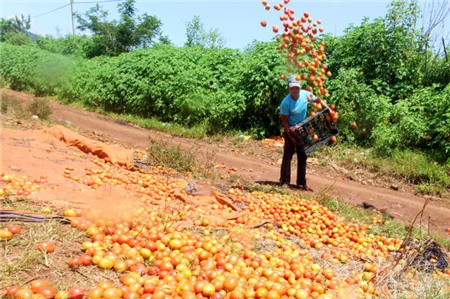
[291,108,339,156]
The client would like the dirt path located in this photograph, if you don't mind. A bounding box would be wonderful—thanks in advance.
[2,89,449,239]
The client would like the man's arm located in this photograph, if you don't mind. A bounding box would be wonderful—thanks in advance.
[281,115,297,145]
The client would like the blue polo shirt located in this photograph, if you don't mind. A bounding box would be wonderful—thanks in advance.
[280,90,316,126]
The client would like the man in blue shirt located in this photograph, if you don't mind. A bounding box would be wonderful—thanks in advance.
[279,76,330,191]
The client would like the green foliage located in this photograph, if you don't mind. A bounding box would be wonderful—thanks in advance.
[0,14,31,35]
[326,68,391,145]
[237,41,286,137]
[0,92,52,120]
[325,0,449,101]
[0,43,76,96]
[36,35,92,58]
[76,0,166,57]
[185,16,226,49]
[365,149,450,195]
[0,14,33,45]
[0,93,27,118]
[146,137,198,174]
[28,98,53,120]
[1,1,449,166]
[60,44,248,132]
[426,84,450,162]
[1,32,33,45]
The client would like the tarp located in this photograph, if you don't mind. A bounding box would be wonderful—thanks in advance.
[46,125,134,169]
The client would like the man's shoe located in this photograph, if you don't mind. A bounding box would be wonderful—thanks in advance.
[299,185,313,192]
[280,181,290,188]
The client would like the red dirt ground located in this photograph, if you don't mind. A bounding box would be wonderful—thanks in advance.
[1,89,449,239]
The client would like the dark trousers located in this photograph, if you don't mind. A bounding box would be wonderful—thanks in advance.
[280,133,307,186]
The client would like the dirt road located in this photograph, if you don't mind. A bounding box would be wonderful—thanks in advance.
[2,89,449,239]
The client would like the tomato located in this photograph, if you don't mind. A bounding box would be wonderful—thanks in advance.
[102,288,123,299]
[97,281,114,289]
[223,275,239,292]
[54,291,69,299]
[0,228,13,240]
[30,280,50,293]
[8,225,22,235]
[202,283,216,297]
[98,257,115,269]
[37,242,56,253]
[322,268,335,280]
[79,254,92,266]
[85,287,103,299]
[33,286,57,299]
[14,288,33,299]
[267,290,281,299]
[64,209,78,217]
[143,281,156,294]
[67,287,85,299]
[6,285,20,297]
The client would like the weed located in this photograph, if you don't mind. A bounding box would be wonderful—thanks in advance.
[320,145,450,197]
[0,93,28,118]
[27,98,52,119]
[146,137,198,174]
[0,220,87,288]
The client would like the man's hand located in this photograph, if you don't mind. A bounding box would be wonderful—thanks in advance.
[290,135,300,147]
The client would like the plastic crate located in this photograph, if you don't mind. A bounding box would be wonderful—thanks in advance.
[291,108,339,156]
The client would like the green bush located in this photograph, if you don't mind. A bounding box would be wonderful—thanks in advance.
[0,43,75,95]
[28,98,52,119]
[326,68,391,145]
[1,40,449,164]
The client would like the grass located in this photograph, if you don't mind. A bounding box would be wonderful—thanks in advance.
[1,94,29,119]
[0,215,89,288]
[121,114,212,140]
[365,150,450,196]
[315,192,450,248]
[145,137,199,174]
[319,145,450,198]
[1,93,52,120]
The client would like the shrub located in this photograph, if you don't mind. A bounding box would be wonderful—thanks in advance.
[28,98,52,119]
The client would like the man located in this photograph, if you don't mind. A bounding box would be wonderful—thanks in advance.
[279,75,330,191]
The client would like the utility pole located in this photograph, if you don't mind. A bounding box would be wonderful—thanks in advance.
[71,0,75,35]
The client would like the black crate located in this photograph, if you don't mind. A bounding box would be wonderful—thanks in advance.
[291,108,339,156]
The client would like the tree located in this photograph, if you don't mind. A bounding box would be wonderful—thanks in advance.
[417,0,450,86]
[325,0,444,100]
[76,0,168,57]
[0,14,31,34]
[0,14,32,45]
[185,16,226,49]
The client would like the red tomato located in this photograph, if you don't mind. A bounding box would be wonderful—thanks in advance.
[30,280,50,293]
[67,287,85,299]
[33,285,57,299]
[37,242,56,253]
[6,285,20,297]
[8,225,22,234]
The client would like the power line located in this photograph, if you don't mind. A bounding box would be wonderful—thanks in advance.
[30,0,121,20]
[31,3,71,19]
[76,0,121,4]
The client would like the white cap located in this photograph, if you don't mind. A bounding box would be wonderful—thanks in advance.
[288,76,301,88]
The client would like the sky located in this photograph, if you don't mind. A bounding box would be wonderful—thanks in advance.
[1,0,448,50]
